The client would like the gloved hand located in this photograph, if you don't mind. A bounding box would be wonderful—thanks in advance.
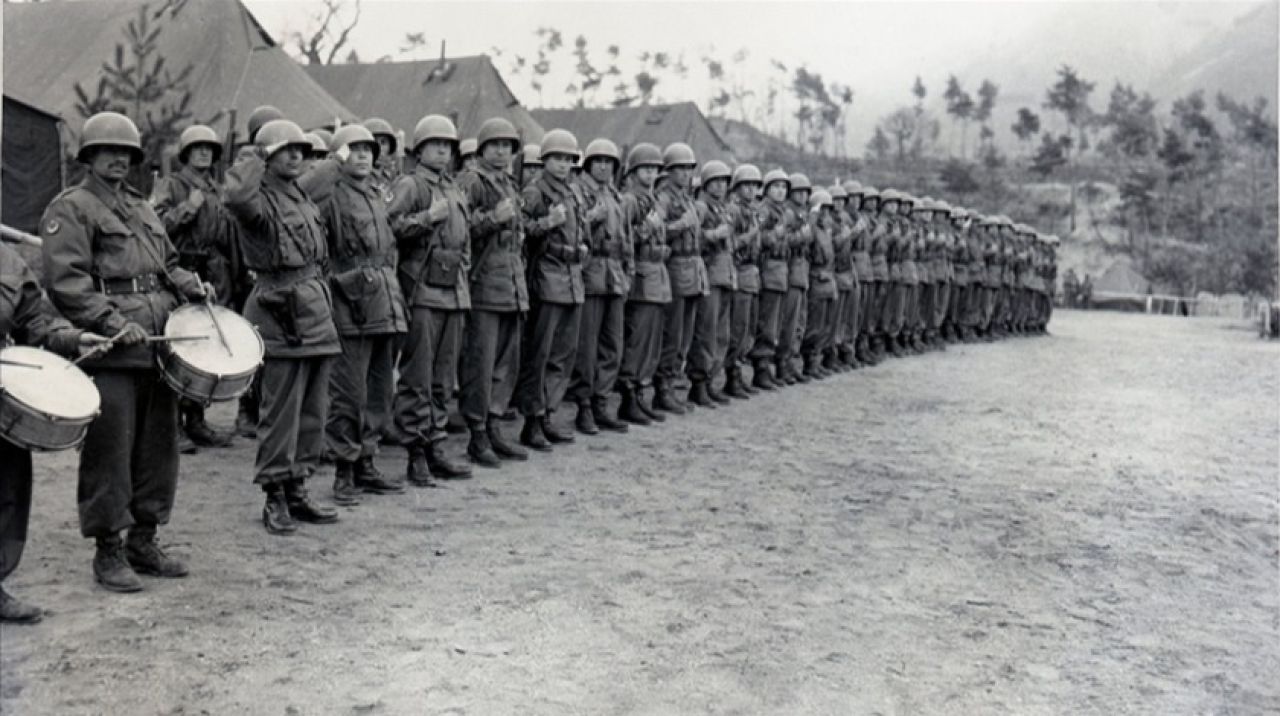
[493,198,517,224]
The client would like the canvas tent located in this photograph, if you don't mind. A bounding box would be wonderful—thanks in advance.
[3,0,356,141]
[1091,259,1153,312]
[531,103,736,164]
[306,56,545,142]
[2,95,63,235]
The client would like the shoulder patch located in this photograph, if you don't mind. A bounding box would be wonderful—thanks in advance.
[44,218,60,235]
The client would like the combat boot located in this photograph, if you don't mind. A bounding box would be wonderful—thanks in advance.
[752,362,777,391]
[542,413,576,444]
[487,419,528,460]
[637,388,666,422]
[707,379,731,405]
[405,446,437,487]
[183,404,232,447]
[93,535,144,592]
[803,355,822,380]
[427,441,473,479]
[618,388,651,426]
[687,380,716,408]
[723,370,750,400]
[520,417,553,452]
[468,426,501,468]
[574,403,599,436]
[262,486,297,534]
[177,432,199,455]
[285,481,338,524]
[235,395,258,439]
[332,460,362,505]
[356,455,404,493]
[0,586,42,624]
[125,527,189,578]
[592,397,629,432]
[792,359,812,383]
[652,382,685,414]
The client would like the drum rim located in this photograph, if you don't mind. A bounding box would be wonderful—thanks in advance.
[0,346,102,419]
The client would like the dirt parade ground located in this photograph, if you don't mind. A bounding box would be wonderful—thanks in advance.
[1,310,1277,715]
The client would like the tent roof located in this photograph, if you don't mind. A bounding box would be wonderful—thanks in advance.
[305,56,545,142]
[1094,259,1152,294]
[3,0,356,139]
[531,103,736,164]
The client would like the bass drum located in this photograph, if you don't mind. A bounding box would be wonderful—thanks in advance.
[157,304,264,403]
[0,346,101,451]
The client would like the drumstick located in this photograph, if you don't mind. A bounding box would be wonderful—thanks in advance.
[194,272,233,354]
[0,359,44,369]
[70,327,130,367]
[145,335,210,343]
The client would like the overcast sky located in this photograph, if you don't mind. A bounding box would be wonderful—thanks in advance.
[243,0,1266,150]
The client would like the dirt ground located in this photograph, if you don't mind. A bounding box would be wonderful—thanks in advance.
[1,309,1277,715]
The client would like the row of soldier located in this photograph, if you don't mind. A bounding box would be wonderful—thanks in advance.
[0,106,1056,622]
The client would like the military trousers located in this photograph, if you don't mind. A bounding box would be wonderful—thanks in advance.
[459,309,523,427]
[862,282,881,334]
[0,440,32,581]
[517,299,582,417]
[619,301,665,391]
[327,333,396,462]
[78,369,179,538]
[726,290,758,372]
[982,286,998,328]
[394,307,464,446]
[658,293,698,383]
[431,312,464,418]
[255,357,332,487]
[949,284,967,327]
[749,289,784,365]
[777,287,806,363]
[802,293,837,358]
[569,293,626,406]
[688,286,732,383]
[834,288,857,353]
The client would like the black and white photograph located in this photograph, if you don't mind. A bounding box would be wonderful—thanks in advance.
[0,0,1277,713]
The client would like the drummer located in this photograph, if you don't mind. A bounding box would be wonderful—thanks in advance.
[40,112,213,594]
[0,242,107,622]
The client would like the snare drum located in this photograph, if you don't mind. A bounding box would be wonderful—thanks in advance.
[157,304,264,403]
[0,346,101,451]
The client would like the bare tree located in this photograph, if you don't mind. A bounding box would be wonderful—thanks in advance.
[291,0,362,65]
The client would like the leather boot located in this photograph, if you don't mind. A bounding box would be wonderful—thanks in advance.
[637,388,666,422]
[468,426,501,468]
[707,380,731,405]
[285,480,338,524]
[331,460,362,505]
[519,417,552,451]
[653,382,685,414]
[126,527,188,578]
[235,396,258,439]
[0,586,42,624]
[262,486,297,534]
[542,414,576,444]
[618,388,651,426]
[593,398,629,432]
[93,535,143,592]
[359,455,404,492]
[184,403,232,447]
[687,380,716,408]
[177,432,199,455]
[427,441,473,479]
[487,420,528,460]
[823,351,841,373]
[406,446,439,487]
[752,363,777,391]
[574,404,599,435]
[724,370,750,399]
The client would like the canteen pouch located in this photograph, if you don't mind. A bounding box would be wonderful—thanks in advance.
[330,269,370,325]
[258,287,302,346]
[424,248,462,288]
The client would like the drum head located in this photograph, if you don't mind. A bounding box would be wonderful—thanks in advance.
[0,346,101,419]
[164,304,264,375]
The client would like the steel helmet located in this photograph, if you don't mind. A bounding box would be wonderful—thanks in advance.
[521,144,543,166]
[177,124,222,163]
[828,184,847,201]
[842,180,864,196]
[809,189,833,208]
[730,164,762,190]
[254,119,311,159]
[310,128,334,148]
[459,138,478,158]
[583,138,621,165]
[662,142,696,168]
[933,200,953,215]
[787,172,812,192]
[304,133,329,156]
[247,105,284,143]
[879,189,901,204]
[411,114,459,154]
[362,117,397,152]
[624,143,662,174]
[762,168,791,191]
[539,129,579,160]
[912,197,933,213]
[473,117,520,153]
[331,124,379,159]
[78,111,144,164]
[950,205,969,219]
[698,160,732,187]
